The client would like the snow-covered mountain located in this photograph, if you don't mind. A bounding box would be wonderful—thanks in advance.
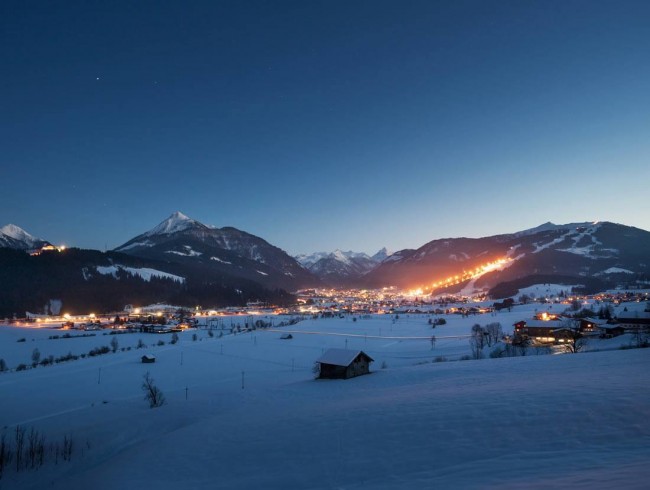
[115,212,317,291]
[0,224,50,250]
[512,221,595,237]
[296,248,392,286]
[363,222,650,295]
[371,247,392,262]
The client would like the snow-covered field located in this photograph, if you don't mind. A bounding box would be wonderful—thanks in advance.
[1,301,649,489]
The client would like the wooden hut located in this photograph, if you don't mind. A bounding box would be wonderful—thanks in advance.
[141,354,156,364]
[315,349,373,379]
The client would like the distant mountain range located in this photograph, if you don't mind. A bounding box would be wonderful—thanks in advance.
[0,216,648,316]
[295,248,392,287]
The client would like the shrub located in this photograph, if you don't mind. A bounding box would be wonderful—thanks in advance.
[16,364,28,371]
[32,349,41,365]
[489,347,505,358]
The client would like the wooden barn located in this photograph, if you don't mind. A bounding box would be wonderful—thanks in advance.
[315,349,373,379]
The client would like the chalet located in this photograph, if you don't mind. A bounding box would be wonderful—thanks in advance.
[615,316,650,332]
[513,320,562,343]
[580,318,608,333]
[315,349,373,380]
[141,354,156,364]
[598,324,625,338]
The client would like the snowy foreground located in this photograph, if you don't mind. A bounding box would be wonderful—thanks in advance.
[1,304,649,489]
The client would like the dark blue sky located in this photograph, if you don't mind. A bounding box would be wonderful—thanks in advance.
[2,0,649,254]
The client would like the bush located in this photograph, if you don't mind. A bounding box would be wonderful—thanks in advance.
[88,346,110,357]
[489,347,505,358]
[16,364,28,371]
[433,356,447,363]
[192,334,198,342]
[0,359,6,372]
[136,339,146,349]
[17,338,26,343]
[170,333,179,344]
[157,340,165,346]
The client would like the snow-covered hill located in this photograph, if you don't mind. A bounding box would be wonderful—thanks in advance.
[1,303,649,489]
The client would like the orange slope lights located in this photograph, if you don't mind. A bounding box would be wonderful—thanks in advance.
[427,257,513,291]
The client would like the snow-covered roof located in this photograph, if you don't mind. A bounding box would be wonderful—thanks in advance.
[315,348,373,367]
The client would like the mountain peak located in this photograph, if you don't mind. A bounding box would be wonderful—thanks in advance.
[145,212,205,237]
[0,223,49,250]
[372,247,392,262]
[1,224,36,241]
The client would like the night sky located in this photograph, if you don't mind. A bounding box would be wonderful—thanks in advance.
[2,0,649,255]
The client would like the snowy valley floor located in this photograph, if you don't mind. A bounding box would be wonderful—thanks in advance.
[1,309,649,489]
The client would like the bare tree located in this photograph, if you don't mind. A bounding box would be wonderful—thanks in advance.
[513,335,531,356]
[484,322,503,347]
[110,337,119,353]
[142,372,165,408]
[469,324,485,360]
[15,426,25,471]
[558,318,588,353]
[31,348,41,366]
[0,431,12,479]
[632,326,650,348]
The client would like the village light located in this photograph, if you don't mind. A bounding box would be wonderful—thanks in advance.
[63,313,70,319]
